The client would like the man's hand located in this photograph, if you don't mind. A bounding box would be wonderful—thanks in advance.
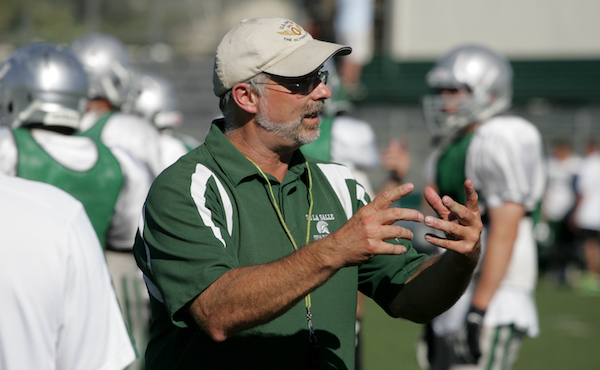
[421,179,482,265]
[321,183,424,269]
[387,180,483,322]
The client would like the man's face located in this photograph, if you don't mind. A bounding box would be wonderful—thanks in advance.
[254,71,331,147]
[439,88,469,114]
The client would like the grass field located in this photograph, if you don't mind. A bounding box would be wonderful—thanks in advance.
[361,284,600,370]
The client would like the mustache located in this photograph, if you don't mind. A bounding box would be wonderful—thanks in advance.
[303,101,325,117]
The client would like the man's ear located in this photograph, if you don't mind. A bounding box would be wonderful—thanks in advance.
[231,83,259,114]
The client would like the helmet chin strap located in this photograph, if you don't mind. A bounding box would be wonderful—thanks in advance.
[13,100,43,128]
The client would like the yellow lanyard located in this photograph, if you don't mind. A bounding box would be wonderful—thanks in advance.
[245,157,317,343]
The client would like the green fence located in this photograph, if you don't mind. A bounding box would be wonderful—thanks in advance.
[358,55,600,105]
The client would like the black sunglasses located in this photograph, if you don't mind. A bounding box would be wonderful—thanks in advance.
[256,70,329,95]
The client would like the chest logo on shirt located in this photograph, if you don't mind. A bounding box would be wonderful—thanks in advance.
[316,220,330,235]
[310,213,335,222]
[310,214,335,240]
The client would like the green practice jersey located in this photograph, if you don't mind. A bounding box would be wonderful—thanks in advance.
[14,128,123,249]
[78,111,112,141]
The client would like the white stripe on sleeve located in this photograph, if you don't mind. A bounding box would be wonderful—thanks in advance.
[190,164,233,248]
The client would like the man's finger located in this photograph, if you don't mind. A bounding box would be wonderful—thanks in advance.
[369,183,415,213]
[440,195,476,225]
[377,207,424,226]
[463,179,480,214]
[381,224,416,241]
[423,186,451,220]
[424,233,478,256]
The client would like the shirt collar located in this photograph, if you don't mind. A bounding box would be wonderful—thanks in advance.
[204,118,309,187]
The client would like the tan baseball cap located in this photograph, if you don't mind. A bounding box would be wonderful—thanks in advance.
[213,16,352,96]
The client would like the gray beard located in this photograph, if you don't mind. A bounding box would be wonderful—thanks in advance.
[255,100,324,146]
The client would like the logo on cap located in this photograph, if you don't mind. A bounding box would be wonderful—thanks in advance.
[278,23,303,36]
[276,21,308,42]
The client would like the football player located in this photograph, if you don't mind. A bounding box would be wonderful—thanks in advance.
[416,44,547,370]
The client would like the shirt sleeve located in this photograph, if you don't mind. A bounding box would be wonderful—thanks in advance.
[135,165,239,327]
[466,116,547,211]
[58,201,136,370]
[358,244,428,314]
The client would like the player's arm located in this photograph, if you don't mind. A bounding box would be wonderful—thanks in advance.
[471,201,524,310]
[388,179,483,323]
[190,184,424,342]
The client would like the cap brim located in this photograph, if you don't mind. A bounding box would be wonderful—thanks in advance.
[263,40,351,78]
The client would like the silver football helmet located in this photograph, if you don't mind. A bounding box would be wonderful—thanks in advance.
[0,43,89,130]
[422,44,513,137]
[127,71,182,129]
[69,33,132,108]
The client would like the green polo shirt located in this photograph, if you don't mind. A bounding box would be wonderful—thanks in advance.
[134,119,427,370]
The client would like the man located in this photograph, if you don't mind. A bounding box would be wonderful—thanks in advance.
[70,32,163,178]
[418,44,547,370]
[134,16,482,370]
[0,173,136,370]
[0,43,152,369]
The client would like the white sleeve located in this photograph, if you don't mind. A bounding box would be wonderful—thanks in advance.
[58,195,136,370]
[107,147,152,249]
[466,116,547,211]
[102,112,163,177]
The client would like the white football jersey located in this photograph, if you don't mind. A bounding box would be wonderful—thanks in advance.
[433,115,546,337]
[0,174,135,369]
